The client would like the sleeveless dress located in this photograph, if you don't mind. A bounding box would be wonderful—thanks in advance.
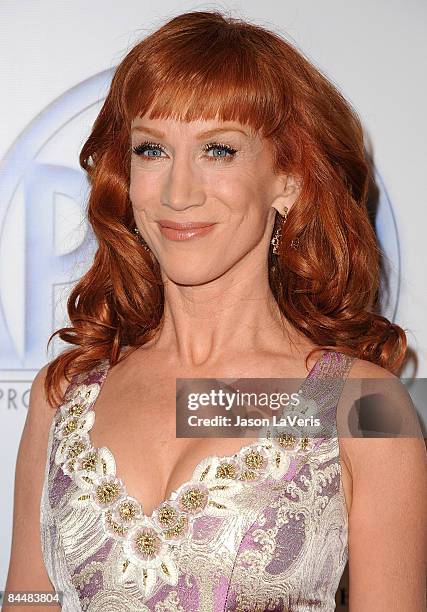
[40,350,355,611]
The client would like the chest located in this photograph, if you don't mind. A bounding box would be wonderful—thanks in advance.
[88,370,267,519]
[69,355,352,518]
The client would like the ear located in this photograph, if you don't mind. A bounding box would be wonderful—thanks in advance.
[271,174,301,214]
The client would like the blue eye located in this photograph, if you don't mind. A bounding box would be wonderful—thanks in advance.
[131,141,238,161]
[132,141,165,158]
[203,143,237,160]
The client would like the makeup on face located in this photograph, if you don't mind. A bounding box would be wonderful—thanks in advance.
[156,220,217,241]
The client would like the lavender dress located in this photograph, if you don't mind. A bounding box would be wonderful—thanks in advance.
[40,350,354,611]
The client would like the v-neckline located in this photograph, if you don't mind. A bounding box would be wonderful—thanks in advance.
[63,348,331,521]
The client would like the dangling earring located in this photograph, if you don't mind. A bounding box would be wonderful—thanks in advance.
[271,206,288,254]
[270,206,300,254]
[133,227,151,252]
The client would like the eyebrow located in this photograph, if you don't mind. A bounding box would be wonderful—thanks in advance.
[130,125,250,139]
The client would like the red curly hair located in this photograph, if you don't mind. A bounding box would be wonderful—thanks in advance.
[44,9,407,408]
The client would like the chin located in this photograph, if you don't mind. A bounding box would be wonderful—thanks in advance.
[160,260,228,287]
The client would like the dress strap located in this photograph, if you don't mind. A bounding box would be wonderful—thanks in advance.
[54,359,110,421]
[279,350,356,440]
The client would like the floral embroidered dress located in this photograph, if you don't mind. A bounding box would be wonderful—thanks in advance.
[40,350,354,611]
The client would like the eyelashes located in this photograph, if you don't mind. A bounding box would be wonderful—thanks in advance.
[131,140,238,162]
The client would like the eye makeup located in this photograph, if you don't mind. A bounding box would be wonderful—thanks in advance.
[131,140,238,162]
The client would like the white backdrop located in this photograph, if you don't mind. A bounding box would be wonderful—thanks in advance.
[1,0,426,587]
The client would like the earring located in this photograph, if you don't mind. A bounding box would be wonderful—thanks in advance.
[271,206,288,254]
[133,227,151,252]
[270,206,300,254]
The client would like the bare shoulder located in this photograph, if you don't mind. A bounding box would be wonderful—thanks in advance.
[19,363,68,449]
[33,360,72,403]
[346,355,399,380]
[21,361,70,445]
[337,357,424,474]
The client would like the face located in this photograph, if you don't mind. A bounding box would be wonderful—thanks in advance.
[129,114,298,286]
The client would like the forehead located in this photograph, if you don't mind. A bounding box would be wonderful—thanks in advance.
[130,115,257,140]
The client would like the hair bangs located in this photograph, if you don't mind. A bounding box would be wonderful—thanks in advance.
[121,29,289,140]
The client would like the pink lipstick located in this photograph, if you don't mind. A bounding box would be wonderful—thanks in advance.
[157,220,216,241]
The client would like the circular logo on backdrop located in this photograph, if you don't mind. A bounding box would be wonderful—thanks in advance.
[0,69,114,368]
[0,69,401,369]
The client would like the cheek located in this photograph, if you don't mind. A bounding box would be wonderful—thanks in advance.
[214,177,269,222]
[129,172,157,211]
[209,174,258,211]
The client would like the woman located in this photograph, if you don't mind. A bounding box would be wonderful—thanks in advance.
[4,10,426,612]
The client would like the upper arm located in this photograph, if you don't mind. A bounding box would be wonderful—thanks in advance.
[3,363,68,611]
[338,359,427,611]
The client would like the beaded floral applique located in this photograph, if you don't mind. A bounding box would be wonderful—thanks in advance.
[53,364,318,598]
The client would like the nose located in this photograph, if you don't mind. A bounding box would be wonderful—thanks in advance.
[161,154,205,211]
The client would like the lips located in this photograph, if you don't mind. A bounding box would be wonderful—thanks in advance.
[156,220,216,241]
[157,220,215,229]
